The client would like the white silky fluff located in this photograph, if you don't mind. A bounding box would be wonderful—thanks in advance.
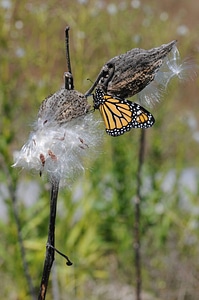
[138,45,197,106]
[13,112,102,187]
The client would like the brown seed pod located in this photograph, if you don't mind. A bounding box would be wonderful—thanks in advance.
[86,40,176,99]
[38,88,91,125]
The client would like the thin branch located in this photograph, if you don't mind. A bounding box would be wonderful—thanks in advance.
[38,177,59,300]
[47,243,72,266]
[65,26,72,75]
[134,129,145,300]
[0,154,36,299]
[65,26,74,90]
[12,194,37,300]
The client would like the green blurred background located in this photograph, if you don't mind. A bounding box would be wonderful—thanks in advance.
[0,0,199,299]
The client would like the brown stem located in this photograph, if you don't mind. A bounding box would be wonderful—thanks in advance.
[0,154,36,299]
[134,129,145,300]
[65,26,74,90]
[38,178,59,300]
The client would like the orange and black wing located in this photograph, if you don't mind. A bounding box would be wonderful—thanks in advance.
[93,88,155,136]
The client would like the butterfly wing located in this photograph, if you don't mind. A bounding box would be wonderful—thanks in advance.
[94,88,155,136]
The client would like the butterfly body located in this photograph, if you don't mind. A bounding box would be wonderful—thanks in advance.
[93,88,155,136]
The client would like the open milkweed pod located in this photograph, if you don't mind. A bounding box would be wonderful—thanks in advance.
[38,88,90,123]
[13,88,102,187]
[99,40,176,98]
[138,43,197,107]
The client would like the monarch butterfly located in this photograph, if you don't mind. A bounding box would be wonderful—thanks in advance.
[93,88,155,136]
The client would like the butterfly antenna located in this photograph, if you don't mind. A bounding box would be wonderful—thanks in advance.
[64,26,74,90]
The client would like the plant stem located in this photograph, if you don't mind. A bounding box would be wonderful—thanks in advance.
[134,129,145,300]
[12,198,37,300]
[38,177,60,300]
[0,154,36,299]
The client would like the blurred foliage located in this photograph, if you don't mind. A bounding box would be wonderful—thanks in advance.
[0,0,199,299]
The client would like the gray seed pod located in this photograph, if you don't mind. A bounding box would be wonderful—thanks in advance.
[38,88,90,125]
[99,40,177,98]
